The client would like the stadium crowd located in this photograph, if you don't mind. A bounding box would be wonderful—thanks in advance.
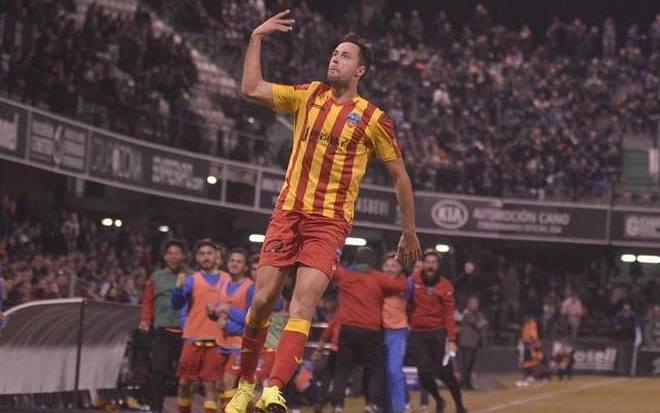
[0,0,200,147]
[142,0,660,200]
[1,2,660,200]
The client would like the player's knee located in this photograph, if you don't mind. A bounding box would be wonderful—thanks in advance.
[252,289,277,314]
[288,296,317,320]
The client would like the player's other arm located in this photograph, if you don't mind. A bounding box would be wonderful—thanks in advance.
[241,10,294,106]
[384,158,421,266]
[371,112,421,267]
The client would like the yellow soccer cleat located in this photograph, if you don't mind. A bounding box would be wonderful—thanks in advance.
[255,385,287,413]
[224,380,256,413]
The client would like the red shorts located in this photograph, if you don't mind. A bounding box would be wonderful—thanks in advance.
[218,351,241,380]
[259,209,351,278]
[255,350,277,383]
[177,342,224,382]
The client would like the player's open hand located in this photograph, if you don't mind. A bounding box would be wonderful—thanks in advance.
[252,9,295,38]
[397,231,421,267]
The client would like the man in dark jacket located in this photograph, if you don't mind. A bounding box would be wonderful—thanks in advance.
[458,297,487,389]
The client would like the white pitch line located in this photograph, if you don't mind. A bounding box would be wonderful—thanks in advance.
[472,377,628,413]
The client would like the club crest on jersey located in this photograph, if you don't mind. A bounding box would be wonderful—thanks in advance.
[347,112,361,128]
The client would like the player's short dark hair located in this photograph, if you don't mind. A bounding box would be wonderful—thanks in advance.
[338,32,373,75]
[229,247,249,262]
[195,238,217,252]
[163,239,186,255]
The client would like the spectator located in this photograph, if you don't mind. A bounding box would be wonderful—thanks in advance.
[644,304,660,349]
[551,341,575,381]
[560,292,585,341]
[613,303,641,376]
[651,14,660,53]
[458,296,488,390]
[499,261,520,324]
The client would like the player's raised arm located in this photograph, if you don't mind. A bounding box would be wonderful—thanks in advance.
[241,10,295,106]
[384,158,421,267]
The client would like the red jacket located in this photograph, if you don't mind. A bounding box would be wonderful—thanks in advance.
[335,266,407,331]
[408,272,457,341]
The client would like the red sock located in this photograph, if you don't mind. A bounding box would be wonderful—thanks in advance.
[240,312,270,383]
[269,318,310,388]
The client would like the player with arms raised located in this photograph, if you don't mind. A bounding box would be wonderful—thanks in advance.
[226,9,421,413]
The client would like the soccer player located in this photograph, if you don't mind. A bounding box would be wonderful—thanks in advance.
[210,248,255,410]
[171,239,228,413]
[407,250,467,413]
[139,240,187,413]
[226,9,421,413]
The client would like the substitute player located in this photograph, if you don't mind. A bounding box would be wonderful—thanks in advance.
[226,9,421,413]
[171,239,228,413]
[210,248,255,410]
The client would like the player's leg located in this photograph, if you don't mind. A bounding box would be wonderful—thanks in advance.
[238,210,299,385]
[239,265,292,382]
[175,343,200,413]
[176,378,193,413]
[202,381,218,413]
[226,211,300,413]
[200,348,225,413]
[259,267,330,412]
[219,352,241,410]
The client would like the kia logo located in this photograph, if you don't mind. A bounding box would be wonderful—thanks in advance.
[431,200,469,229]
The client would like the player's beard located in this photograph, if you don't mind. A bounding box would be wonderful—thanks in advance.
[326,71,348,89]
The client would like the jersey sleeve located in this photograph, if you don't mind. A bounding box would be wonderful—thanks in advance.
[271,82,315,113]
[368,111,401,162]
[439,280,457,341]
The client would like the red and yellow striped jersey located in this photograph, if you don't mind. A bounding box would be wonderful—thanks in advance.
[272,81,400,222]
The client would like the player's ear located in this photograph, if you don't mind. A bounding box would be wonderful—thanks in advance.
[356,65,366,78]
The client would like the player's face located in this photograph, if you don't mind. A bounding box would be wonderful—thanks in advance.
[196,246,217,272]
[382,257,402,277]
[227,252,247,277]
[327,42,365,87]
[164,245,184,271]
